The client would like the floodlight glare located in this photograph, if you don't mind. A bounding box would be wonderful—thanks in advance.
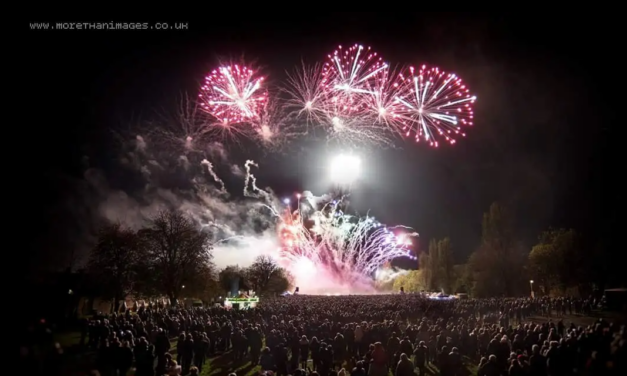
[329,154,361,185]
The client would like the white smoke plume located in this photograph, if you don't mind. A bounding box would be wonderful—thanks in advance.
[82,133,283,270]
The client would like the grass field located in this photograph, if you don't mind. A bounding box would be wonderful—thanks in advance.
[167,342,260,376]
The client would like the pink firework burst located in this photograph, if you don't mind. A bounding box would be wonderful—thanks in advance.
[394,65,476,147]
[199,65,268,126]
[283,44,398,145]
[361,67,408,129]
[321,44,389,117]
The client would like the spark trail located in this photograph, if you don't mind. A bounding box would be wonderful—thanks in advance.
[275,195,418,288]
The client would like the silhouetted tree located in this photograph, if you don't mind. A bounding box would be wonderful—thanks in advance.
[418,251,432,290]
[591,238,622,290]
[179,262,220,300]
[529,228,584,294]
[452,264,471,294]
[392,270,425,292]
[245,255,292,295]
[265,267,293,295]
[141,210,213,305]
[437,238,455,293]
[420,238,454,292]
[426,239,440,290]
[468,202,526,297]
[88,223,145,311]
[218,265,249,294]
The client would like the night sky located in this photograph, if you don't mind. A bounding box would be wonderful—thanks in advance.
[25,14,617,275]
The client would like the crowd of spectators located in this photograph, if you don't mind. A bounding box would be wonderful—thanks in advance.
[20,294,625,376]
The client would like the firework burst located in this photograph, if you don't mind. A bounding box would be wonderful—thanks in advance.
[250,98,303,150]
[285,48,396,147]
[199,64,268,134]
[361,67,407,129]
[272,195,418,285]
[322,44,389,99]
[149,94,213,153]
[394,65,476,147]
[285,62,328,125]
[164,46,480,151]
[318,44,394,145]
[284,49,478,148]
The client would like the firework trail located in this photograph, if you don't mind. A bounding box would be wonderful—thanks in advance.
[238,159,416,291]
[243,159,274,204]
[394,65,476,147]
[274,196,418,288]
[253,101,280,145]
[200,159,227,194]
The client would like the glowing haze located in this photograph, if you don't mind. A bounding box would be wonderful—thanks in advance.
[329,154,362,185]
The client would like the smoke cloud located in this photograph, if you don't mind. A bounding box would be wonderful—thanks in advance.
[75,134,282,270]
[47,131,408,295]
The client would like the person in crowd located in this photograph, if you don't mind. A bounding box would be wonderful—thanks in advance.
[368,342,388,376]
[395,353,414,376]
[478,354,500,376]
[413,340,428,375]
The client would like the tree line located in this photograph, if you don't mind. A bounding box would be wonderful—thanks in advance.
[87,202,618,304]
[87,210,292,309]
[393,202,619,297]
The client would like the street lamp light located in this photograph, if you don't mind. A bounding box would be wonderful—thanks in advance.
[529,280,534,298]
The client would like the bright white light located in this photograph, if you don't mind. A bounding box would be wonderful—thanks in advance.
[329,154,361,185]
[283,198,290,205]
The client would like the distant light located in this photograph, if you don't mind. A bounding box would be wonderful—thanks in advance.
[329,154,361,185]
[283,198,290,205]
[296,193,301,199]
[529,280,534,284]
